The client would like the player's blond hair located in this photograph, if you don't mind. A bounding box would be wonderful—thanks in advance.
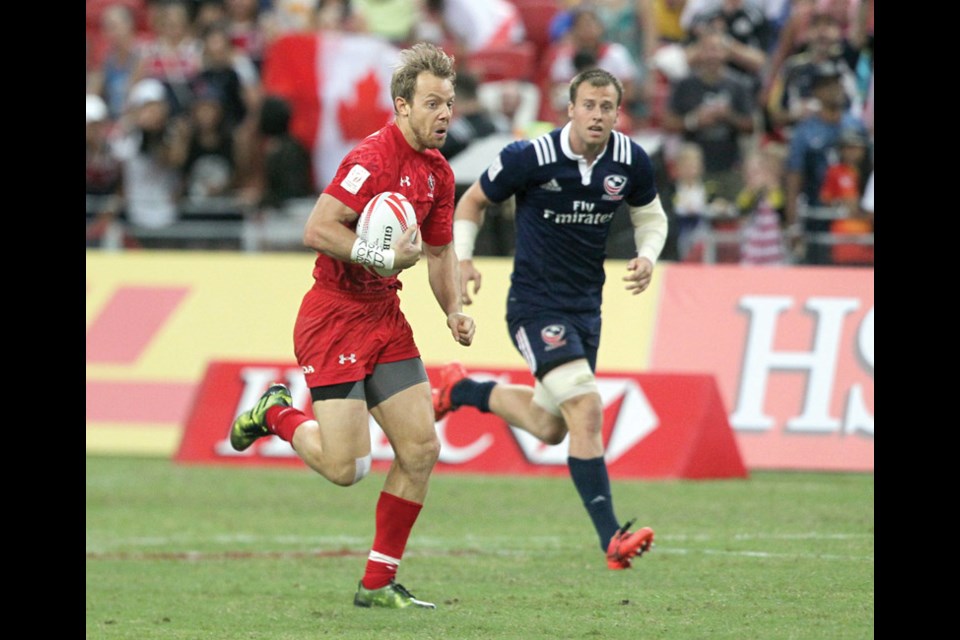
[569,68,624,107]
[391,42,456,110]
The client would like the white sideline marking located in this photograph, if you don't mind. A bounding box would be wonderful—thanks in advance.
[86,532,872,563]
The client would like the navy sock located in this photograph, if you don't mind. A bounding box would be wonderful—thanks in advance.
[568,456,620,551]
[450,379,496,413]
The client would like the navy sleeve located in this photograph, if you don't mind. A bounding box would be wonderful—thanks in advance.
[478,139,533,204]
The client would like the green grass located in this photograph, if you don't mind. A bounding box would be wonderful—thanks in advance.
[86,456,873,640]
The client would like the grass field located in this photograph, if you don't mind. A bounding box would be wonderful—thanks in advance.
[86,456,874,640]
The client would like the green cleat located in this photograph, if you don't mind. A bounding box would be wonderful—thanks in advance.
[229,383,292,451]
[353,580,437,609]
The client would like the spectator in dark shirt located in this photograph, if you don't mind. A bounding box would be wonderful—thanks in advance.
[440,72,509,161]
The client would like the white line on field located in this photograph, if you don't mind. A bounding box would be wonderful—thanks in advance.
[86,532,872,562]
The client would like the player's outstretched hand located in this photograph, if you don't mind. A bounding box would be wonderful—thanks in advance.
[459,259,482,306]
[394,224,422,270]
[623,257,654,295]
[447,311,476,346]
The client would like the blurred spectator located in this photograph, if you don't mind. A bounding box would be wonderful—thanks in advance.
[439,72,510,161]
[350,0,423,45]
[255,95,315,211]
[737,142,788,265]
[551,1,659,106]
[109,78,190,239]
[670,142,710,259]
[192,20,263,188]
[224,0,269,70]
[88,3,144,120]
[416,0,527,58]
[86,94,125,247]
[193,0,228,33]
[133,0,204,115]
[820,128,871,265]
[652,0,689,44]
[783,70,868,264]
[765,10,861,135]
[663,28,755,201]
[541,5,643,129]
[181,83,237,201]
[477,79,543,138]
[763,0,868,106]
[261,0,321,39]
[191,22,252,130]
[686,0,770,87]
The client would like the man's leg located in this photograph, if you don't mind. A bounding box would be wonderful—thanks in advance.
[353,378,439,609]
[435,360,654,568]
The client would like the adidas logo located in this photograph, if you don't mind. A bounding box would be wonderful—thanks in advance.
[539,179,561,192]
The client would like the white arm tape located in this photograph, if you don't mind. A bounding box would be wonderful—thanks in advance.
[453,219,479,261]
[350,238,395,270]
[629,195,668,264]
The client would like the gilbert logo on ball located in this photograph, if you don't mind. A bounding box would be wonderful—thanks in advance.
[357,192,417,277]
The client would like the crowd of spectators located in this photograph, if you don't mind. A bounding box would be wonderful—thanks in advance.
[86,0,874,266]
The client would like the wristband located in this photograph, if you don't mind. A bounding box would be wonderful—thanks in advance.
[350,238,396,271]
[453,219,479,261]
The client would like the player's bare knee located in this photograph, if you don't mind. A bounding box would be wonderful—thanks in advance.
[533,412,568,445]
[395,434,440,475]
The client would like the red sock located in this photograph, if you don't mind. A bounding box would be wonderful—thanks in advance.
[265,405,309,442]
[361,492,423,590]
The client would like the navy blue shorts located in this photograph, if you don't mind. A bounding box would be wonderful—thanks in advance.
[507,310,601,379]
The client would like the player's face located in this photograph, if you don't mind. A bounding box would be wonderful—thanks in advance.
[398,72,456,152]
[567,83,620,152]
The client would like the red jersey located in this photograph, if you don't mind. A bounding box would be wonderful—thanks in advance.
[314,122,456,295]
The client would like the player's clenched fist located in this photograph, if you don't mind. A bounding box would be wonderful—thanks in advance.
[447,312,476,346]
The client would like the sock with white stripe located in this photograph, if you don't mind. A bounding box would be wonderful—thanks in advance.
[361,491,423,590]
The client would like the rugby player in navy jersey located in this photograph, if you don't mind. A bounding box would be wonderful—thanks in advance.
[434,68,668,570]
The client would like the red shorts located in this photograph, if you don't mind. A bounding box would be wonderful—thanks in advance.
[293,285,421,388]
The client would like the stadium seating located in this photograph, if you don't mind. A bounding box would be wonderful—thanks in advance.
[512,0,562,59]
[464,41,536,82]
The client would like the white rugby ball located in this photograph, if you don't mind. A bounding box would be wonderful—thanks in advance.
[356,192,418,277]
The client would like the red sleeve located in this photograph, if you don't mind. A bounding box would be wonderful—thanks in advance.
[322,135,395,213]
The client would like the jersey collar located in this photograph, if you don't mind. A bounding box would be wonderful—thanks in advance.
[559,122,609,185]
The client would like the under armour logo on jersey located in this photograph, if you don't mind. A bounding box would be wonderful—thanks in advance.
[400,176,411,187]
[302,365,315,374]
[338,353,357,365]
[539,178,561,192]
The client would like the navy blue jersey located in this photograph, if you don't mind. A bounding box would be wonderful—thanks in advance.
[479,123,658,314]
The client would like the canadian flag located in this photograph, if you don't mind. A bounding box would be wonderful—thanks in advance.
[262,31,399,189]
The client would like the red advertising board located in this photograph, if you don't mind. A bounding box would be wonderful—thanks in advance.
[651,265,873,471]
[175,362,748,480]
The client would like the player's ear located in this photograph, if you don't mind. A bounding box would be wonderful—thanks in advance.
[395,96,409,118]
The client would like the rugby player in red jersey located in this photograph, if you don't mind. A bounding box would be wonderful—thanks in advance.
[229,42,475,609]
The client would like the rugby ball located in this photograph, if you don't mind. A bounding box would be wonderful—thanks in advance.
[356,192,418,277]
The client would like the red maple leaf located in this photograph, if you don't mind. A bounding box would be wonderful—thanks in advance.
[337,70,394,141]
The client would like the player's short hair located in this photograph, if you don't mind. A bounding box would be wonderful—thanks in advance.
[569,68,624,107]
[391,42,457,109]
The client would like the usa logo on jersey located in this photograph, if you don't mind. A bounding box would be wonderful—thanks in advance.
[603,174,627,201]
[541,325,567,351]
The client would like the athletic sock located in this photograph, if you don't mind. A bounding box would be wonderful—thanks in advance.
[361,491,423,590]
[568,456,620,551]
[265,405,309,442]
[450,379,496,413]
